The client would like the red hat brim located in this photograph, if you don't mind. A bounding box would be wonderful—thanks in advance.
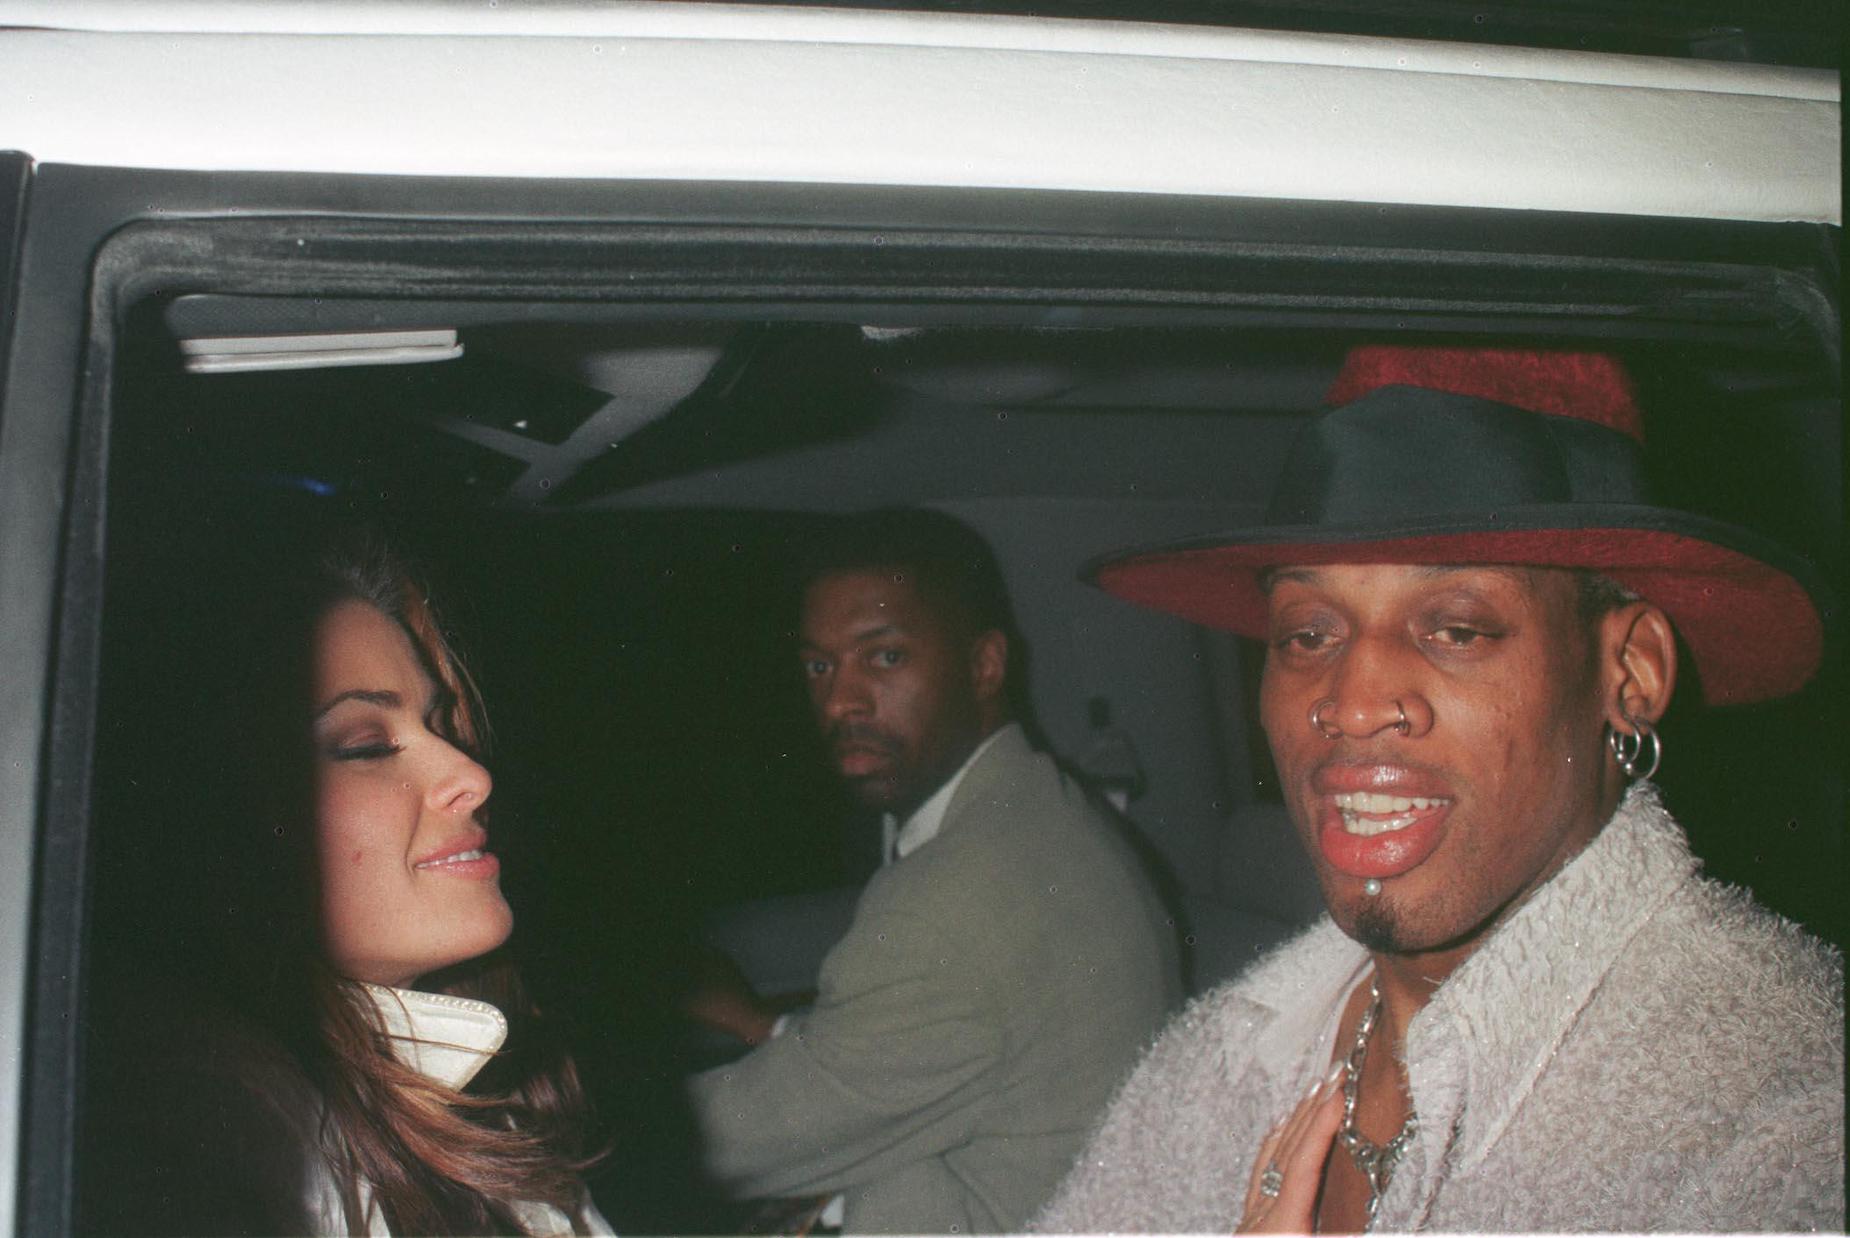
[1089,508,1827,706]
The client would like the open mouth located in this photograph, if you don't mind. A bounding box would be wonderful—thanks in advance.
[1316,785,1454,881]
[1334,791,1451,836]
[416,848,488,869]
[413,831,499,877]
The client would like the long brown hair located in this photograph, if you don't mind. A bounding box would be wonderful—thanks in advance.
[256,533,598,1233]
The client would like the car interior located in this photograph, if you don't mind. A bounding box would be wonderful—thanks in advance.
[54,193,1840,1231]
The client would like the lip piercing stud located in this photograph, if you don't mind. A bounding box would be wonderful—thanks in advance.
[1363,879,1383,896]
[1311,699,1342,740]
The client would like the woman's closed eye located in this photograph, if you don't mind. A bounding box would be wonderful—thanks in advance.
[330,738,401,761]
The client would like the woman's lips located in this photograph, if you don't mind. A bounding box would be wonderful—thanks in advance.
[414,839,500,879]
[415,851,500,879]
[1316,791,1452,880]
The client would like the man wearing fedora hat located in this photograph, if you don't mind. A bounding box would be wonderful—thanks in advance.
[1037,346,1842,1232]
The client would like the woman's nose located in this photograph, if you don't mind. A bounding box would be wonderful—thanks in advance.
[428,742,493,814]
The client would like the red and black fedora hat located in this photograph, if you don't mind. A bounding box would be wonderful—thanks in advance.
[1088,345,1827,706]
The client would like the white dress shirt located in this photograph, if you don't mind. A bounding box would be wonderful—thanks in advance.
[883,724,1015,865]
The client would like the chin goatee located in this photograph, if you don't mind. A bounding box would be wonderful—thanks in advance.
[1350,899,1403,953]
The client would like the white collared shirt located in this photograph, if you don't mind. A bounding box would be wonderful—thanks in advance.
[883,723,1015,865]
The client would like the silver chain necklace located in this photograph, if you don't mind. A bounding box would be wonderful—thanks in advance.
[1337,976,1419,1230]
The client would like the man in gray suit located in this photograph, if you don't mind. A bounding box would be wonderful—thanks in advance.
[687,510,1180,1234]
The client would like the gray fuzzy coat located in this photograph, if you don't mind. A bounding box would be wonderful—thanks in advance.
[1038,784,1843,1232]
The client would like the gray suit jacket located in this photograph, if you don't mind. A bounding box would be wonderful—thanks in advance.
[690,725,1181,1233]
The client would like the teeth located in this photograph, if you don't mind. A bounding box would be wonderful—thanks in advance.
[1341,814,1412,836]
[1334,792,1441,813]
[1332,792,1447,836]
[419,849,484,868]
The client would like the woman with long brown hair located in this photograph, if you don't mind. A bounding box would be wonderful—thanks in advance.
[83,532,607,1235]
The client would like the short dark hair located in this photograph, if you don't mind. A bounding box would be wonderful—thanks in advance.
[1574,568,1642,626]
[798,508,1017,642]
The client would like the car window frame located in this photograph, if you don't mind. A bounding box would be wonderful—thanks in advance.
[8,161,1841,1232]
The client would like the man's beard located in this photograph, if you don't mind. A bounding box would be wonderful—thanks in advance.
[1349,898,1404,954]
[1346,890,1497,957]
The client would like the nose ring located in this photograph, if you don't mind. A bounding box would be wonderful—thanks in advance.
[1310,699,1341,740]
[1394,700,1410,736]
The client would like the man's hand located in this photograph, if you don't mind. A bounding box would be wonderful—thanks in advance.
[682,945,782,1045]
[1237,1064,1344,1234]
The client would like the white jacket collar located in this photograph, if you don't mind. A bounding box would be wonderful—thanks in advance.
[1229,922,1367,1093]
[356,983,509,1091]
[1410,781,1695,1173]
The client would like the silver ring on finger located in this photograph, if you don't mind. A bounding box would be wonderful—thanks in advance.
[1259,1165,1284,1198]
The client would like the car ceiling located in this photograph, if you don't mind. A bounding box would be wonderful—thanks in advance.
[140,319,1347,514]
[562,325,1336,512]
[133,311,1841,536]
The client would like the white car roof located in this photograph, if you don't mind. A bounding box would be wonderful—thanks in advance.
[0,1,1839,219]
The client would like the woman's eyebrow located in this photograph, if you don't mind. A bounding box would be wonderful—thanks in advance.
[314,688,401,720]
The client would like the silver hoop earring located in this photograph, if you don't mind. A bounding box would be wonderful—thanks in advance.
[1311,699,1341,740]
[1393,700,1410,736]
[1607,716,1663,781]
